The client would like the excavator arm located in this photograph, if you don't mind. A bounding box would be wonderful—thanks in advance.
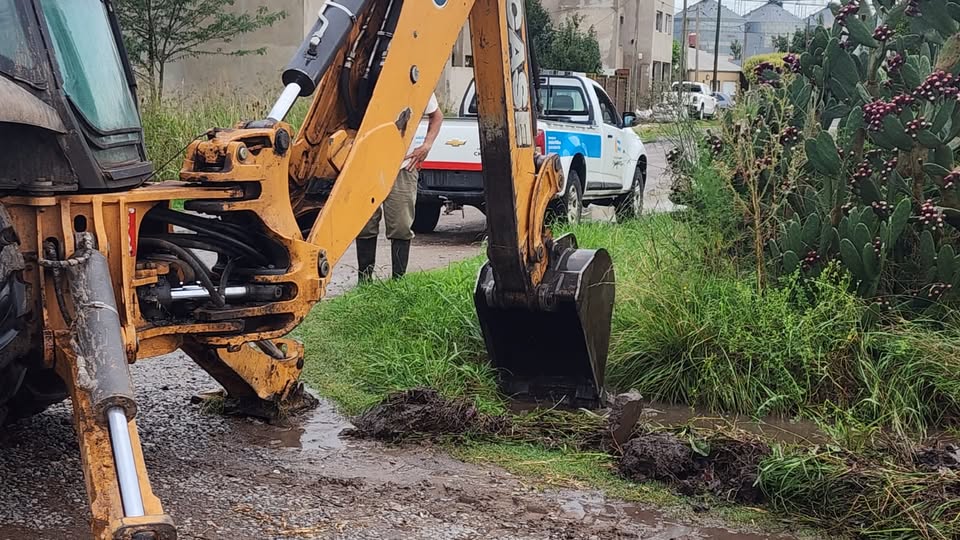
[280,0,615,402]
[0,1,614,538]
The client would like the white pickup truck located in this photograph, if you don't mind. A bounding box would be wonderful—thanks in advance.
[671,81,718,120]
[409,72,647,232]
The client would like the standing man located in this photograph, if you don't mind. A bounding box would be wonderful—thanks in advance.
[356,93,444,283]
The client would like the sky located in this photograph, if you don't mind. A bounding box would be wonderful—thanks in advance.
[675,0,835,19]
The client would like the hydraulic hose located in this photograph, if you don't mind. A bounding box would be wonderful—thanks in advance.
[146,233,260,262]
[359,0,401,115]
[144,209,269,266]
[138,238,225,307]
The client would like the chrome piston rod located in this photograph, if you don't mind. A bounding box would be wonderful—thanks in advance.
[107,407,145,517]
[267,82,302,122]
[170,285,251,301]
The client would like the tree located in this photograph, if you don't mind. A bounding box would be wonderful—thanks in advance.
[539,15,603,73]
[771,28,813,54]
[771,34,790,53]
[672,39,684,81]
[525,0,554,66]
[114,0,286,101]
[730,39,743,62]
[525,0,602,73]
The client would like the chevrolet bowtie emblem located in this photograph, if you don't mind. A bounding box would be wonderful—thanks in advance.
[445,139,467,147]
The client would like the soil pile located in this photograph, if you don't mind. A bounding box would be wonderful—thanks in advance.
[346,388,507,441]
[619,433,771,503]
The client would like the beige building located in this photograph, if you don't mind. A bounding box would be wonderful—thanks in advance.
[164,0,329,98]
[684,48,742,95]
[538,0,675,98]
[165,0,468,108]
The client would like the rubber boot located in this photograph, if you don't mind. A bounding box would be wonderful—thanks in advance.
[391,239,411,279]
[356,238,377,284]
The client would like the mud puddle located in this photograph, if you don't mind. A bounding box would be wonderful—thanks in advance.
[233,395,350,451]
[642,402,825,445]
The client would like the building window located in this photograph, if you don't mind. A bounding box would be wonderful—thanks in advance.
[665,14,672,31]
[655,11,663,32]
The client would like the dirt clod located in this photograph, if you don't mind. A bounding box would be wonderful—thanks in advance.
[346,388,505,441]
[620,433,698,482]
[618,433,771,504]
[914,443,960,471]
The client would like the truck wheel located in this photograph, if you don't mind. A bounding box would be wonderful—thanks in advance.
[614,167,645,221]
[548,170,583,225]
[697,105,705,120]
[412,201,443,233]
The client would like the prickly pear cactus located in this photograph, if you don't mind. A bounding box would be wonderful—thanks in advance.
[718,0,960,309]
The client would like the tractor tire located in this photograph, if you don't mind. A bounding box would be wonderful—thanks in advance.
[412,201,443,233]
[0,206,65,427]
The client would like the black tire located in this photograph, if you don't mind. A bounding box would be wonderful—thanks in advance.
[0,208,65,427]
[615,167,645,221]
[548,169,584,225]
[412,201,443,233]
[697,105,705,120]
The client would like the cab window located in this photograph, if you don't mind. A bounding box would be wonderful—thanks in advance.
[594,86,621,128]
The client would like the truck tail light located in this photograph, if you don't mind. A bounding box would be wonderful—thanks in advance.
[535,129,545,156]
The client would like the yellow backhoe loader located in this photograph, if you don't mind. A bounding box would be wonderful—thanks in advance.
[0,0,615,537]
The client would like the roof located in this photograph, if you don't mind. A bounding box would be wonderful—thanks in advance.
[806,6,836,27]
[676,0,745,24]
[685,48,742,72]
[745,1,803,24]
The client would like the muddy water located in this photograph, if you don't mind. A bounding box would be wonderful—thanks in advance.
[235,397,351,451]
[642,403,825,445]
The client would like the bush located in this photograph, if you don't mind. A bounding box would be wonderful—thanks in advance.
[742,53,786,86]
[140,95,309,180]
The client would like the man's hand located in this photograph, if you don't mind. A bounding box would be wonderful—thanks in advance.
[404,143,431,171]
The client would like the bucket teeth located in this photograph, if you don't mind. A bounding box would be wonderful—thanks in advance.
[474,234,615,407]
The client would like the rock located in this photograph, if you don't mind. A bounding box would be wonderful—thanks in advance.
[559,500,586,521]
[607,390,644,446]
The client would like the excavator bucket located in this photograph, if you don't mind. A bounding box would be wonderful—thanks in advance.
[474,234,615,407]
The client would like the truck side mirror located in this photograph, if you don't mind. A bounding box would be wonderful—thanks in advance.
[622,114,636,128]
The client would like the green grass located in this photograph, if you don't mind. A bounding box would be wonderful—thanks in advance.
[300,212,960,435]
[141,96,310,180]
[297,258,500,416]
[634,119,719,143]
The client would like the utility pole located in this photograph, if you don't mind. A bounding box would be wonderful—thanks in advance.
[712,0,722,92]
[694,4,701,82]
[680,0,689,84]
[742,21,748,65]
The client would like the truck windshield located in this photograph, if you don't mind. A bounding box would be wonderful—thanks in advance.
[673,83,702,94]
[40,0,140,133]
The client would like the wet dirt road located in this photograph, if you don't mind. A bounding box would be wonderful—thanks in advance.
[0,358,795,540]
[0,148,793,539]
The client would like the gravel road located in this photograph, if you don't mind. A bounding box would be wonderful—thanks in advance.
[0,145,793,540]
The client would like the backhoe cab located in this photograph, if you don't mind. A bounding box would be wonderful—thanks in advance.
[0,0,615,538]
